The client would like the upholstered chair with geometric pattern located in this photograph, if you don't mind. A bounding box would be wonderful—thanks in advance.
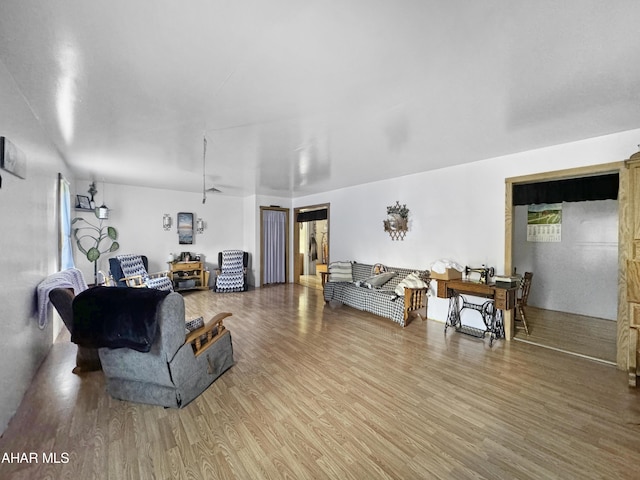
[214,250,249,292]
[109,254,173,291]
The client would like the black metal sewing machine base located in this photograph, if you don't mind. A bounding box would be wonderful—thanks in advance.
[455,324,486,338]
[444,293,504,347]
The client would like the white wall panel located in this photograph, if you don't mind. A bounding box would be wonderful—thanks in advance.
[0,62,72,433]
[513,201,618,320]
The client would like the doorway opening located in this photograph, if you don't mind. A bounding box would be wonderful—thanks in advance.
[294,204,330,290]
[505,163,627,366]
[260,206,290,287]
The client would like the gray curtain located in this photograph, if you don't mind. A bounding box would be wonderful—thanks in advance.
[263,209,286,284]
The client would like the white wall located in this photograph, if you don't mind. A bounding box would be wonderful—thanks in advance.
[294,129,640,324]
[513,200,618,320]
[0,61,73,433]
[72,183,245,286]
[243,195,258,286]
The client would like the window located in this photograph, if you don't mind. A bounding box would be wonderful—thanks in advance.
[58,173,74,270]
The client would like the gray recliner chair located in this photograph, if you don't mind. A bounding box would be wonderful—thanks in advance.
[72,287,235,408]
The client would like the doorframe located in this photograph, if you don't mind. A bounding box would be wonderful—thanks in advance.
[259,206,290,287]
[293,203,330,285]
[504,161,629,369]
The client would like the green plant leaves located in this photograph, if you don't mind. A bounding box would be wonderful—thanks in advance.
[87,247,101,262]
[72,216,119,263]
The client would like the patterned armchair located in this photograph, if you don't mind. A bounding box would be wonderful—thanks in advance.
[214,250,249,292]
[109,254,173,291]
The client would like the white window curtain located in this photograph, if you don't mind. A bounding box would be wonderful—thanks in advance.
[59,173,75,270]
[263,209,286,284]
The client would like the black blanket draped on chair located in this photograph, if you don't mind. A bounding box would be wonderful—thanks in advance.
[72,286,170,352]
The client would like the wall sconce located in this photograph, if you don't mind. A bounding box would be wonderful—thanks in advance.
[196,218,205,233]
[163,214,172,231]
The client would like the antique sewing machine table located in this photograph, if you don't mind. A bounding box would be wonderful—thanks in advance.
[436,279,517,346]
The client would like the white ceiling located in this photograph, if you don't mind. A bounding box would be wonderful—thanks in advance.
[1,1,639,197]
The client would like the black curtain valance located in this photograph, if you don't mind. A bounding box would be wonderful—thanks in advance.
[296,209,328,223]
[513,173,619,206]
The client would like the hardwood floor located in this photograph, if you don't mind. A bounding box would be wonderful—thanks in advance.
[1,285,639,479]
[297,274,322,290]
[513,306,617,364]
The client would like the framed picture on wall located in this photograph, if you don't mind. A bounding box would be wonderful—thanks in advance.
[0,137,27,179]
[177,212,194,244]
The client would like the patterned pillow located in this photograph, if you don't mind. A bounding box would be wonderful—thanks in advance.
[361,271,397,289]
[328,261,353,282]
[394,272,428,296]
[185,316,204,335]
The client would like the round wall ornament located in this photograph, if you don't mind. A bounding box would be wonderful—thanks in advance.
[383,201,409,240]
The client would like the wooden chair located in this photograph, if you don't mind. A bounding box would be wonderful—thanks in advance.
[109,255,173,291]
[186,312,232,357]
[516,272,533,335]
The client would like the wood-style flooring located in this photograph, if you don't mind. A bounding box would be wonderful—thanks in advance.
[1,285,639,479]
[297,274,322,290]
[514,306,617,364]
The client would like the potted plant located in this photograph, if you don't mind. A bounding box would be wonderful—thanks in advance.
[72,212,119,284]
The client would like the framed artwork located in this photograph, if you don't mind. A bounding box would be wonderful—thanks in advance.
[76,195,91,209]
[177,212,194,244]
[0,137,27,179]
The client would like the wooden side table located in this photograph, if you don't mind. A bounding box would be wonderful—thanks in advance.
[169,261,209,292]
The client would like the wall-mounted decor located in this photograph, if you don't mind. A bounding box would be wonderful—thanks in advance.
[383,201,409,241]
[163,214,172,231]
[0,137,27,179]
[177,212,194,244]
[88,182,98,208]
[196,217,205,233]
[72,212,119,284]
[527,203,562,242]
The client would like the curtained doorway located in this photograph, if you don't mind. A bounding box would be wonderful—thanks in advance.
[260,207,289,286]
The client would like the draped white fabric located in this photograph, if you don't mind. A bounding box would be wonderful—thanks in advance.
[59,174,75,270]
[263,209,286,284]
